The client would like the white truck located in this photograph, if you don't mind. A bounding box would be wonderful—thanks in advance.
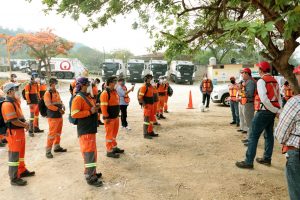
[127,59,147,82]
[148,60,168,80]
[170,60,195,85]
[101,59,125,81]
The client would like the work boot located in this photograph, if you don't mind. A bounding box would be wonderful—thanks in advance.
[20,170,35,178]
[46,151,54,159]
[98,120,104,126]
[157,114,161,120]
[106,152,120,158]
[256,158,271,166]
[34,127,44,133]
[230,121,236,125]
[87,175,103,187]
[241,139,248,143]
[1,138,7,144]
[235,161,253,169]
[149,132,159,137]
[164,110,169,113]
[236,123,240,127]
[112,147,125,154]
[153,122,161,126]
[96,173,102,179]
[159,114,166,119]
[237,129,243,132]
[28,130,34,137]
[54,146,67,153]
[11,178,27,186]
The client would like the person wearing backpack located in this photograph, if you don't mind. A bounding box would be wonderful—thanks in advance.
[236,61,281,169]
[138,74,159,139]
[101,76,124,158]
[116,77,134,130]
[1,83,35,186]
[152,80,160,126]
[157,76,167,119]
[44,78,67,159]
[71,77,102,187]
[24,73,44,136]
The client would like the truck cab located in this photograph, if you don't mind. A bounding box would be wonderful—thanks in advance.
[127,59,146,82]
[170,61,195,85]
[101,59,124,81]
[149,60,168,80]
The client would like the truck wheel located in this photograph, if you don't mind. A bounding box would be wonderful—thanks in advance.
[56,72,65,79]
[221,93,230,107]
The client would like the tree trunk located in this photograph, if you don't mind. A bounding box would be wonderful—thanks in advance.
[37,60,42,77]
[46,58,51,82]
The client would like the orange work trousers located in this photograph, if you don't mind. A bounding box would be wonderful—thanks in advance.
[29,104,39,128]
[79,134,97,180]
[7,128,27,180]
[158,96,165,114]
[104,118,119,152]
[143,104,155,135]
[164,96,168,111]
[47,118,63,151]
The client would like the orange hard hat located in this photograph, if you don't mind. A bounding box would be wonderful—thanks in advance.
[256,61,271,72]
[293,65,300,74]
[241,68,251,75]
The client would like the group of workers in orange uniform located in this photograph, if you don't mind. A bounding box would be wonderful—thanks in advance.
[0,70,172,187]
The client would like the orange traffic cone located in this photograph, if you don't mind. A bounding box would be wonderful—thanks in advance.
[187,90,194,109]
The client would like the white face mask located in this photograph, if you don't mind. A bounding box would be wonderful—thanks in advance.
[150,80,154,85]
[41,80,46,84]
[159,79,163,84]
[87,85,92,93]
[114,84,118,90]
[15,91,21,99]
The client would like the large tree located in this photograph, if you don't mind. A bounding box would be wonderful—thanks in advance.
[9,29,73,79]
[40,0,300,92]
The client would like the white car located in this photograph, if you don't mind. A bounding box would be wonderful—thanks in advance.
[211,84,230,106]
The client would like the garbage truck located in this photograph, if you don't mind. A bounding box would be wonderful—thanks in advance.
[101,59,125,81]
[126,59,147,82]
[148,60,168,80]
[170,60,195,84]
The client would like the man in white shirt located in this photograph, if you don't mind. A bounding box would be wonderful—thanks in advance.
[236,61,281,169]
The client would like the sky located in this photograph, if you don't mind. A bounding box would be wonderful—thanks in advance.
[0,0,153,55]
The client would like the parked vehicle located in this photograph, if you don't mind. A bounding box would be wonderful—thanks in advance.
[101,59,125,81]
[148,60,168,80]
[170,60,195,84]
[126,59,146,82]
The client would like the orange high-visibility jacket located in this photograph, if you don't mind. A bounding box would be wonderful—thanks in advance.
[39,83,47,98]
[100,89,120,119]
[284,85,293,101]
[24,83,40,104]
[254,75,280,111]
[157,83,167,96]
[1,97,25,129]
[44,90,63,118]
[201,79,213,93]
[229,84,239,101]
[138,84,154,105]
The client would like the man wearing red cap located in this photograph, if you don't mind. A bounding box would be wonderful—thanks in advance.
[275,65,300,200]
[237,68,256,145]
[236,61,281,169]
[228,76,239,126]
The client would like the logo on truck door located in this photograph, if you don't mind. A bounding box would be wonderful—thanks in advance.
[60,61,71,70]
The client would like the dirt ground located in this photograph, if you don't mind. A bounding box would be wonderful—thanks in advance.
[0,74,288,200]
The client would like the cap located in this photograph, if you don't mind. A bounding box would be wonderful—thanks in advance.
[106,76,118,84]
[256,61,271,72]
[49,78,58,85]
[3,83,18,93]
[241,68,251,75]
[144,74,153,79]
[10,74,17,78]
[230,76,235,80]
[293,65,300,74]
[76,77,90,85]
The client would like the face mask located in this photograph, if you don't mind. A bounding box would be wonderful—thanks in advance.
[204,77,207,80]
[159,79,163,84]
[41,80,46,84]
[150,80,154,85]
[230,80,235,84]
[35,78,40,83]
[87,85,92,93]
[114,84,118,90]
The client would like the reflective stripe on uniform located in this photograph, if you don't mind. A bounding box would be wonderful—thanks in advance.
[71,110,80,116]
[144,122,150,125]
[29,118,34,121]
[8,161,19,166]
[85,163,97,168]
[100,102,108,106]
[25,92,29,94]
[106,139,113,142]
[139,93,144,96]
[5,112,16,117]
[19,158,24,162]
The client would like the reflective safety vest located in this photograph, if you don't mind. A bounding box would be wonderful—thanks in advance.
[202,79,212,92]
[240,82,248,105]
[284,85,293,101]
[229,84,238,101]
[254,75,280,111]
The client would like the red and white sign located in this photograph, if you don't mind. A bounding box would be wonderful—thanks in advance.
[60,61,71,70]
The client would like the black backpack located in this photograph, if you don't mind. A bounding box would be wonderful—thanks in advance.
[137,85,149,104]
[167,85,173,97]
[0,98,16,135]
[39,91,52,117]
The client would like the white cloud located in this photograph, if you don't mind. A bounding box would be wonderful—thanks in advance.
[0,0,153,55]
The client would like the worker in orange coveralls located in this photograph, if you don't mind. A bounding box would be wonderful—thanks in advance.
[44,78,67,159]
[71,77,103,187]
